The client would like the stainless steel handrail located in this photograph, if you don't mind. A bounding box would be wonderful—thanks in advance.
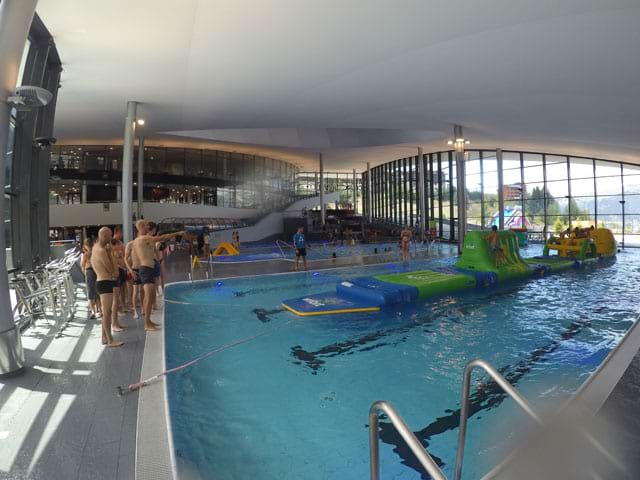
[453,359,543,480]
[369,400,447,480]
[275,239,292,258]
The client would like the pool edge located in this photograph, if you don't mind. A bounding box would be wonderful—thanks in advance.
[135,294,178,480]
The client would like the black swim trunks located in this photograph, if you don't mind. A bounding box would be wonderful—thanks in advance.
[133,268,141,285]
[138,266,156,285]
[115,268,126,287]
[85,267,98,301]
[96,280,114,295]
[296,248,306,257]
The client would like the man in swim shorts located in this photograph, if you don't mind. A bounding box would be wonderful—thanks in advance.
[91,227,124,347]
[125,232,143,319]
[131,220,184,331]
[293,226,307,271]
[110,227,127,331]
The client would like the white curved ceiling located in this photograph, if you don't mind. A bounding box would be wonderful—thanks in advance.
[36,0,640,170]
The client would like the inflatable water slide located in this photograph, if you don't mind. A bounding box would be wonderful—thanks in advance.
[281,228,617,316]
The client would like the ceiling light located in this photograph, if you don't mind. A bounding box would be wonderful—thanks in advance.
[447,140,454,145]
[137,119,145,126]
[104,183,108,186]
[465,140,471,145]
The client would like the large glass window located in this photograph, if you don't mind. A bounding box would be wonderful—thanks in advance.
[368,148,640,246]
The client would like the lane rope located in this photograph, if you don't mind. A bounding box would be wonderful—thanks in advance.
[116,319,295,396]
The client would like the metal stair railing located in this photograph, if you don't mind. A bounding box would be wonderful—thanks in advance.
[368,359,543,480]
[370,358,624,480]
[275,239,293,258]
[369,400,447,480]
[453,359,543,480]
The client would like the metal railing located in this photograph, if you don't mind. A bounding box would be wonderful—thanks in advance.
[369,400,447,480]
[368,359,543,480]
[275,239,293,258]
[453,359,543,480]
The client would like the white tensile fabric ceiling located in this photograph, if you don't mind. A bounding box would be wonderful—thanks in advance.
[36,0,640,170]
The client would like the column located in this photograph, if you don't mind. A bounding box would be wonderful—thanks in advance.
[81,181,87,203]
[319,153,325,225]
[496,148,504,230]
[417,147,427,242]
[352,168,357,213]
[121,101,137,243]
[116,181,122,202]
[0,0,39,375]
[366,162,373,222]
[454,125,467,254]
[137,135,144,219]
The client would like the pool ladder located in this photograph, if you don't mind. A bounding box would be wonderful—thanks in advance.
[368,359,542,480]
[276,239,293,259]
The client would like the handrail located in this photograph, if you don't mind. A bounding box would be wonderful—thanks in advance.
[369,400,447,480]
[275,239,293,258]
[453,359,543,480]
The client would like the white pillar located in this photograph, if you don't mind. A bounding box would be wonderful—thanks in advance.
[81,181,87,203]
[319,153,325,225]
[121,101,137,242]
[366,161,373,223]
[454,125,467,254]
[0,0,38,375]
[137,135,144,219]
[417,147,427,242]
[116,181,122,202]
[496,148,504,230]
[352,168,357,213]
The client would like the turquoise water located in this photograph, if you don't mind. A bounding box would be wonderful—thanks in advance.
[210,241,428,262]
[165,246,639,479]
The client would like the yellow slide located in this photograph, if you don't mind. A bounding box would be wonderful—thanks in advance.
[212,242,240,256]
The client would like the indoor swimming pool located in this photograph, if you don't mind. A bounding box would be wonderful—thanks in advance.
[209,240,432,263]
[164,246,639,479]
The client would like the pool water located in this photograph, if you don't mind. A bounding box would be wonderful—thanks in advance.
[210,240,431,262]
[165,246,639,479]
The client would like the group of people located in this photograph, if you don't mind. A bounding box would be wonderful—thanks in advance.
[80,220,184,347]
[559,225,596,239]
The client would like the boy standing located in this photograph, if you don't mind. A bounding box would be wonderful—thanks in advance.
[293,227,308,271]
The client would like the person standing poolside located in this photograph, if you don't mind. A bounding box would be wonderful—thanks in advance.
[110,233,127,332]
[293,226,308,271]
[113,227,130,313]
[485,225,504,267]
[91,227,124,347]
[81,238,100,318]
[146,222,163,300]
[400,226,412,261]
[132,220,184,331]
[125,232,143,320]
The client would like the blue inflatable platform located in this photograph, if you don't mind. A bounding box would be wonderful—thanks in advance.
[281,291,380,316]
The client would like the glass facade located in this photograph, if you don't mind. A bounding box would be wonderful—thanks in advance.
[296,171,362,213]
[49,145,299,210]
[364,150,640,247]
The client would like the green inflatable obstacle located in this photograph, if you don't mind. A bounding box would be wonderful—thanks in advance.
[455,230,533,282]
[281,229,616,316]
